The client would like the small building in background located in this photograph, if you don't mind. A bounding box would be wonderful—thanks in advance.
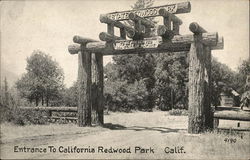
[220,90,240,107]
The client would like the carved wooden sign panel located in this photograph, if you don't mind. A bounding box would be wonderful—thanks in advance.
[114,37,162,50]
[107,4,178,21]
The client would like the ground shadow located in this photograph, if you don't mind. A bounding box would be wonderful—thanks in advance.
[103,123,186,133]
[103,123,127,130]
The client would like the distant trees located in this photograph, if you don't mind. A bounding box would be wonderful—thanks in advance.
[0,77,18,123]
[238,60,250,108]
[62,81,78,107]
[16,50,64,106]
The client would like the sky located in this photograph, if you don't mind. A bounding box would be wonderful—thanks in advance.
[1,0,249,87]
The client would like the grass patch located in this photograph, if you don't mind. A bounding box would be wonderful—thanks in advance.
[0,122,107,143]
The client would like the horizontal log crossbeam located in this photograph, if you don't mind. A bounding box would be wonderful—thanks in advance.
[99,32,124,42]
[128,13,155,28]
[69,32,223,55]
[100,14,135,32]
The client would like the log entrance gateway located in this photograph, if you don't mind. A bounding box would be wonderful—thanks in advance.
[68,1,224,134]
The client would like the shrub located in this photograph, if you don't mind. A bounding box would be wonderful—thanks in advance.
[168,109,188,116]
[10,108,48,125]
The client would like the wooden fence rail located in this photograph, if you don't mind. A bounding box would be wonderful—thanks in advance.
[19,106,78,123]
[213,106,250,129]
[19,106,77,112]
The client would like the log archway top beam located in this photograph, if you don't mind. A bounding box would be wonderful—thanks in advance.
[104,1,191,21]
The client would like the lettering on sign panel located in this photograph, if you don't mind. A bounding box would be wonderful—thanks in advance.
[114,37,162,50]
[107,4,177,21]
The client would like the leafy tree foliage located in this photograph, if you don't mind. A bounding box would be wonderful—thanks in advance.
[210,57,238,106]
[16,50,64,106]
[238,60,250,108]
[153,52,188,110]
[62,81,78,107]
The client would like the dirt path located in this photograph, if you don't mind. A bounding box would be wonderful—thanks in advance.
[1,111,249,159]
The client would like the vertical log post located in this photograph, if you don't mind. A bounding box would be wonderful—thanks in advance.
[204,46,214,129]
[78,45,92,127]
[120,28,126,39]
[107,24,114,48]
[91,53,104,125]
[213,118,219,130]
[163,15,172,42]
[134,19,143,40]
[96,53,104,125]
[188,22,215,133]
[188,33,206,133]
[173,22,180,35]
[163,16,171,30]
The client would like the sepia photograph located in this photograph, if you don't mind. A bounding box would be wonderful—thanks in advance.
[0,0,249,159]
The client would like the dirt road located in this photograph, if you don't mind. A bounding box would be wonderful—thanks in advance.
[1,111,249,159]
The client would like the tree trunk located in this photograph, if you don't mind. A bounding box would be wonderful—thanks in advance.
[188,34,206,134]
[46,98,49,106]
[171,88,174,109]
[91,53,104,125]
[35,98,39,106]
[78,46,92,127]
[42,94,44,106]
[46,94,49,107]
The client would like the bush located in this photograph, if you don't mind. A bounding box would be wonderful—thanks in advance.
[8,108,48,125]
[104,79,150,112]
[168,109,188,116]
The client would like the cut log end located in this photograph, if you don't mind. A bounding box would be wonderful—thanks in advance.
[127,29,135,38]
[157,25,174,40]
[189,22,207,34]
[128,12,136,20]
[176,1,191,14]
[158,8,167,16]
[68,44,81,54]
[159,8,183,25]
[211,36,224,50]
[202,32,218,46]
[99,14,108,23]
